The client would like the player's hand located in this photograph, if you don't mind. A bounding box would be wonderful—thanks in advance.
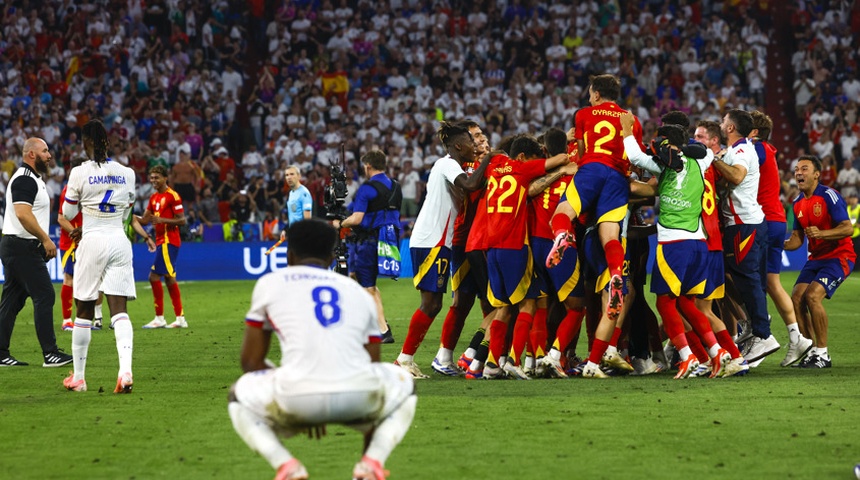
[280,230,286,241]
[620,112,634,134]
[42,239,57,260]
[566,127,576,143]
[560,162,578,176]
[69,227,82,243]
[145,237,157,252]
[306,425,326,440]
[332,219,341,229]
[804,226,821,239]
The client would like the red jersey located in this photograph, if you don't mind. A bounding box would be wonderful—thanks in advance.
[148,188,185,246]
[792,184,856,262]
[529,175,574,241]
[701,165,722,251]
[484,154,547,250]
[452,159,480,248]
[466,156,508,253]
[58,185,82,251]
[574,102,643,174]
[755,140,787,222]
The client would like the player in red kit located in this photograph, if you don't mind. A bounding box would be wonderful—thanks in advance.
[548,74,643,378]
[138,165,188,329]
[784,156,856,368]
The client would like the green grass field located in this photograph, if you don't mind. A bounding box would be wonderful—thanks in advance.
[1,273,858,479]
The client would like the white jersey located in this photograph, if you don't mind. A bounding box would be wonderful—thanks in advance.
[64,159,137,237]
[63,159,138,300]
[246,265,381,396]
[719,138,765,226]
[410,155,465,248]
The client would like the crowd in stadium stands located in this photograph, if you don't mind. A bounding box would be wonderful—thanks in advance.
[0,0,857,240]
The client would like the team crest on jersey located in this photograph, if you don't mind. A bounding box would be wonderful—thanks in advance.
[813,202,822,217]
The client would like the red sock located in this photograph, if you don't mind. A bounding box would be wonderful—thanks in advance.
[685,330,710,363]
[529,307,548,357]
[609,326,622,347]
[551,213,573,238]
[488,320,508,365]
[402,309,435,356]
[151,279,164,316]
[604,239,624,277]
[440,307,467,351]
[554,308,584,352]
[61,284,73,320]
[716,329,743,358]
[656,295,687,350]
[677,296,717,351]
[167,281,184,316]
[509,312,534,365]
[587,338,609,365]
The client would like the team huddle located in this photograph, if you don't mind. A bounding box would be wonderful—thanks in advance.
[395,74,856,381]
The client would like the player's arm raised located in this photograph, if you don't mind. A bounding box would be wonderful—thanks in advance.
[711,152,748,186]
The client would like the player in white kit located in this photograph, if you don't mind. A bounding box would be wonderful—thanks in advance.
[61,120,156,393]
[229,219,417,480]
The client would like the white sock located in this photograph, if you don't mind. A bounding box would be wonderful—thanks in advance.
[463,347,476,360]
[787,324,800,344]
[524,356,535,370]
[396,353,414,364]
[154,315,165,322]
[813,346,829,358]
[549,348,562,361]
[604,345,618,356]
[435,347,452,364]
[678,346,693,361]
[708,344,721,359]
[586,360,599,370]
[72,319,92,381]
[112,313,133,375]
[365,395,417,466]
[94,303,103,319]
[468,359,484,371]
[228,402,294,469]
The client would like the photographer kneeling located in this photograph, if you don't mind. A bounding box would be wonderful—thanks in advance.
[335,150,401,343]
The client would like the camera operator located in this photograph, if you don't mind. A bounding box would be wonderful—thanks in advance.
[334,150,400,343]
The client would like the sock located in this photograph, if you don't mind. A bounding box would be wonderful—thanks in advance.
[440,306,468,350]
[488,320,507,366]
[529,307,548,357]
[787,323,800,344]
[72,319,92,381]
[167,281,184,316]
[509,312,533,366]
[401,309,435,356]
[550,213,573,238]
[813,346,829,358]
[474,342,489,363]
[553,308,584,352]
[94,303,103,320]
[678,346,694,361]
[715,329,742,358]
[677,296,719,352]
[462,348,476,361]
[587,338,609,365]
[434,347,453,364]
[151,279,164,316]
[112,313,133,375]
[229,402,294,469]
[467,328,486,351]
[604,239,624,277]
[364,395,417,466]
[656,296,685,345]
[685,330,710,363]
[396,353,414,364]
[61,285,73,321]
[609,326,622,347]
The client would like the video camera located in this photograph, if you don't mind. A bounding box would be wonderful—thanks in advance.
[324,143,350,220]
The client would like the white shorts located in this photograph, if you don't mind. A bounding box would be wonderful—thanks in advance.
[74,234,136,301]
[234,363,414,434]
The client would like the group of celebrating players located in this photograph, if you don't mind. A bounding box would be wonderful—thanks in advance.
[393,73,856,381]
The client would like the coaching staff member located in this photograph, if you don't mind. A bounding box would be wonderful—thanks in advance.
[335,150,401,343]
[0,138,72,367]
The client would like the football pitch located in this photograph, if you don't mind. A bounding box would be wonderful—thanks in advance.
[1,273,858,479]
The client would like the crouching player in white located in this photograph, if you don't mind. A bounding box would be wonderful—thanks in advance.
[62,120,156,393]
[228,219,416,480]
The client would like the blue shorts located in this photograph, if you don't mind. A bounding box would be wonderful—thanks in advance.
[651,240,709,297]
[766,221,787,274]
[563,163,629,224]
[699,250,725,300]
[486,246,536,307]
[580,227,629,295]
[452,246,482,297]
[151,244,180,277]
[61,248,75,276]
[531,236,583,301]
[795,258,854,299]
[346,239,378,288]
[411,246,451,293]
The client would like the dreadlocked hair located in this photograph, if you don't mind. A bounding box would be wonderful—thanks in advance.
[437,121,472,151]
[82,119,110,163]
